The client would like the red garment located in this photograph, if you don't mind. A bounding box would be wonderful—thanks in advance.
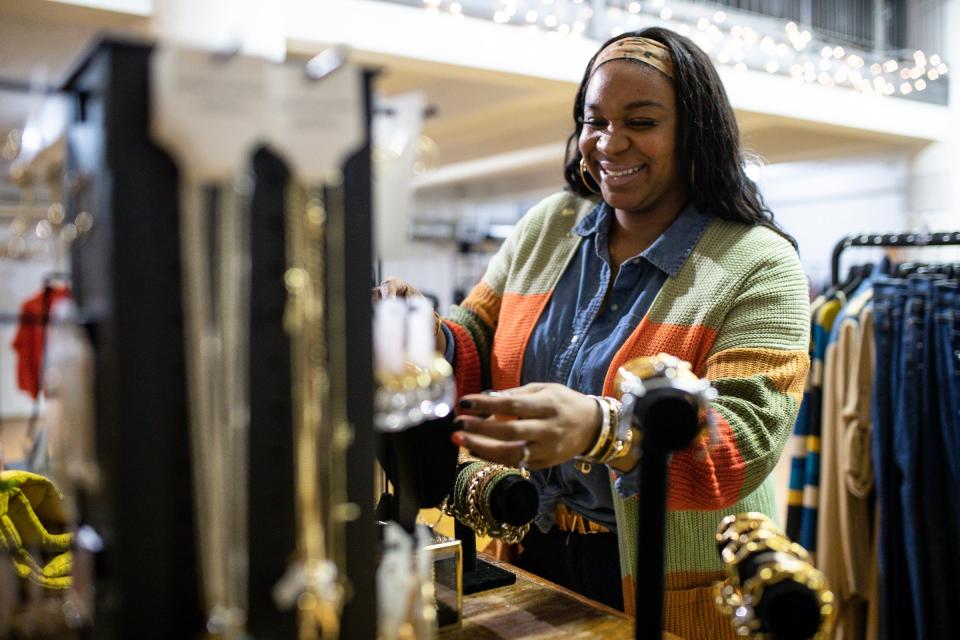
[10,286,71,398]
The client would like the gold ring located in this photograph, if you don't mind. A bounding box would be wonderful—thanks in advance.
[519,444,531,470]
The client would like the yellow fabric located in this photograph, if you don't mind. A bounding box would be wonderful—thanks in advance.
[0,470,73,590]
[553,502,610,534]
[705,347,808,405]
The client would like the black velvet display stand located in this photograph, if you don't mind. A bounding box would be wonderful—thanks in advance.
[452,468,538,594]
[729,555,822,640]
[377,414,460,529]
[628,388,704,640]
[376,422,538,595]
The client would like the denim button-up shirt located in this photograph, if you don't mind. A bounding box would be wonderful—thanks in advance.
[522,200,710,532]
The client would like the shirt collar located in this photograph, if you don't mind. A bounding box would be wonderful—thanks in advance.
[574,200,710,278]
[573,200,607,236]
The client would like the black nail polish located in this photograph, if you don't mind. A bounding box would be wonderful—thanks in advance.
[459,399,474,409]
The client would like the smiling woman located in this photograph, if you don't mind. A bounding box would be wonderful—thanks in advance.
[578,58,685,260]
[379,26,810,640]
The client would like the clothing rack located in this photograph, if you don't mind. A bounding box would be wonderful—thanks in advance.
[831,231,960,285]
[0,273,74,325]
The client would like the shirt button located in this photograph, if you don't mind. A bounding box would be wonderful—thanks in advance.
[610,304,619,311]
[571,335,579,343]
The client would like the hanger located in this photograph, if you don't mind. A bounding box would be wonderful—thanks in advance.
[840,263,873,297]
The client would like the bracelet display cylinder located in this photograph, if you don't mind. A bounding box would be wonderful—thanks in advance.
[714,512,836,640]
[487,472,539,526]
[615,353,717,640]
[442,461,538,545]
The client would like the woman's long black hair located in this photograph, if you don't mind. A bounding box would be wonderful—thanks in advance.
[563,26,796,248]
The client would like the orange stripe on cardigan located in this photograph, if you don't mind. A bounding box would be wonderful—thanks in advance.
[444,320,483,398]
[706,347,808,405]
[491,291,552,390]
[667,408,745,510]
[601,320,719,396]
[461,280,502,331]
[600,320,748,511]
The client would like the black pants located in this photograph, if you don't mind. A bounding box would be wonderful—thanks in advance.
[514,525,624,611]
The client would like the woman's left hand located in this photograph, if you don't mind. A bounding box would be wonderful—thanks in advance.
[452,383,601,469]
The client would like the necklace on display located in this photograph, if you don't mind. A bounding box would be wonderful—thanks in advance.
[282,178,350,640]
[179,176,252,637]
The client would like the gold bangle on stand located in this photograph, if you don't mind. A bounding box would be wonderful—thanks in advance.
[440,461,531,545]
[713,512,836,639]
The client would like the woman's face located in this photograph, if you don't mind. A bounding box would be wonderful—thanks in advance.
[578,59,686,217]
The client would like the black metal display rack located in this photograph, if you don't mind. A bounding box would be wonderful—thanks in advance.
[61,38,376,639]
[831,231,960,285]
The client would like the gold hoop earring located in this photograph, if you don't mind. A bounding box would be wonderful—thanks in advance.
[579,157,601,195]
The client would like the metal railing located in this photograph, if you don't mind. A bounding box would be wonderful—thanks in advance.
[710,0,944,55]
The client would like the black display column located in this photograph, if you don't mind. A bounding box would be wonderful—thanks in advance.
[337,71,378,639]
[64,39,202,638]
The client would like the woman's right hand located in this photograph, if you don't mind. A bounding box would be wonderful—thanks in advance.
[373,276,423,301]
[373,277,447,354]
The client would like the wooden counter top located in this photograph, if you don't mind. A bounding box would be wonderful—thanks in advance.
[439,555,681,639]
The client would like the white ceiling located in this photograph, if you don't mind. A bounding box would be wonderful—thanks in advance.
[0,1,926,194]
[378,60,924,169]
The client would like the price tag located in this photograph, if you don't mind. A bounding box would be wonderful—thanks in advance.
[266,61,364,183]
[150,46,267,181]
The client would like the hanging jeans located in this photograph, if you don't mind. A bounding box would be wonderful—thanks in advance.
[934,281,960,490]
[901,276,932,632]
[906,275,959,638]
[875,275,960,639]
[872,277,913,640]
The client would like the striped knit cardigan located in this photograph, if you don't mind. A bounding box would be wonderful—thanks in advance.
[444,192,810,639]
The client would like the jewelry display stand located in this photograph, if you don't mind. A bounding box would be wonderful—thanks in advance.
[375,415,538,595]
[452,470,538,594]
[630,392,702,640]
[377,414,460,529]
[63,39,202,637]
[455,518,515,593]
[61,38,376,638]
[715,513,835,639]
[616,358,715,640]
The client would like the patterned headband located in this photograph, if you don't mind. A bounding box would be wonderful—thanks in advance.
[589,37,674,80]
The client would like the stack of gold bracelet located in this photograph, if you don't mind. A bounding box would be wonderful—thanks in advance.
[573,396,636,474]
[714,512,836,639]
[440,461,531,544]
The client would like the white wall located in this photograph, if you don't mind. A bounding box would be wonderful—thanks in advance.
[382,185,556,313]
[396,152,918,309]
[754,155,912,290]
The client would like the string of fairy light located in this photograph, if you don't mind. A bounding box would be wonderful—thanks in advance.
[418,0,949,99]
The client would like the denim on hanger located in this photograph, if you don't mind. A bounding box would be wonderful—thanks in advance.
[871,277,914,640]
[874,274,960,639]
[935,281,960,482]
